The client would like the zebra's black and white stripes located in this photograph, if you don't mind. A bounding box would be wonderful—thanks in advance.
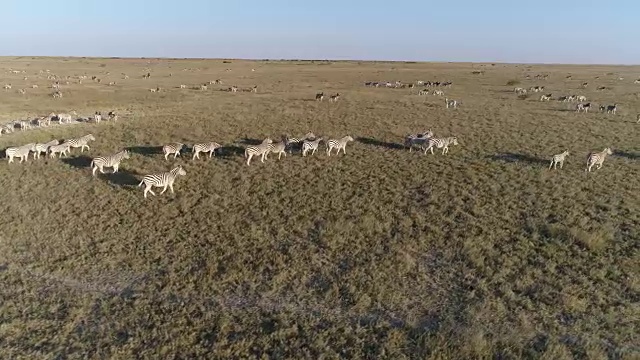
[549,150,569,170]
[163,143,184,160]
[34,140,59,159]
[301,137,323,157]
[245,138,273,166]
[138,165,187,198]
[405,131,433,152]
[285,132,316,154]
[192,142,221,160]
[326,136,354,156]
[267,140,287,160]
[66,134,96,153]
[6,143,36,163]
[91,150,131,176]
[423,137,458,155]
[586,148,613,172]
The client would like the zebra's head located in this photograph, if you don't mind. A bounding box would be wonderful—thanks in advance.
[177,166,187,176]
[262,138,273,144]
[304,132,316,140]
[604,148,613,155]
[87,134,96,141]
[345,136,354,142]
[451,137,459,146]
[122,150,131,159]
[563,150,569,156]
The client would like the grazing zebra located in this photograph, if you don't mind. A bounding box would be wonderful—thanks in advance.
[576,95,587,102]
[405,131,434,152]
[149,88,157,92]
[94,111,102,123]
[200,84,207,90]
[251,85,258,93]
[326,136,354,156]
[138,166,187,199]
[582,82,588,88]
[576,103,591,112]
[6,143,36,163]
[418,89,429,96]
[3,84,12,90]
[433,90,444,96]
[48,143,71,158]
[57,111,76,124]
[52,91,62,98]
[549,150,569,170]
[586,148,613,172]
[108,111,118,122]
[606,104,617,114]
[91,150,131,176]
[514,87,526,94]
[266,140,287,160]
[163,143,184,160]
[19,120,32,131]
[192,142,221,160]
[599,105,606,113]
[18,89,26,95]
[301,137,324,157]
[66,134,96,153]
[32,84,38,89]
[315,92,324,101]
[540,94,552,101]
[244,138,273,166]
[33,140,59,159]
[329,93,340,102]
[284,132,316,154]
[423,137,459,155]
[445,98,458,109]
[230,86,238,93]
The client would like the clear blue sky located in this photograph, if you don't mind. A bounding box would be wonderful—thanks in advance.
[2,0,637,64]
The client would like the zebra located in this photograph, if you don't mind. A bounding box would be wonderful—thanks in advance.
[315,92,324,101]
[94,112,102,123]
[606,104,617,114]
[301,137,324,157]
[163,143,184,160]
[108,111,118,122]
[179,84,187,89]
[549,150,569,170]
[284,132,316,154]
[65,134,96,153]
[6,143,36,163]
[423,137,459,155]
[576,95,587,102]
[33,140,59,159]
[586,148,613,172]
[19,120,32,131]
[576,103,591,113]
[251,85,258,93]
[52,91,63,98]
[326,136,354,156]
[418,89,429,96]
[18,89,26,95]
[445,98,458,109]
[192,142,221,160]
[230,86,238,93]
[405,131,434,152]
[48,143,71,158]
[3,84,12,90]
[200,84,207,90]
[514,87,526,94]
[582,82,588,88]
[244,138,273,166]
[637,114,640,123]
[433,90,444,96]
[266,140,287,160]
[90,150,131,176]
[57,111,77,124]
[329,93,340,102]
[540,94,552,101]
[138,166,187,198]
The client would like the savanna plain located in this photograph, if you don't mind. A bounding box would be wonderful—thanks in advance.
[0,57,639,359]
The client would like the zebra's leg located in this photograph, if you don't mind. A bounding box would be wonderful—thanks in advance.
[430,147,435,155]
[160,185,169,194]
[92,166,98,177]
[174,152,179,159]
[261,153,266,163]
[342,146,347,155]
[209,150,214,158]
[549,160,553,170]
[192,152,198,160]
[112,164,119,173]
[246,154,252,166]
[165,153,169,160]
[169,183,175,194]
[560,161,563,169]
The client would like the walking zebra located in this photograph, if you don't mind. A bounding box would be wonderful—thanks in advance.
[66,134,96,153]
[405,131,434,152]
[48,143,71,158]
[163,143,184,160]
[326,136,354,156]
[423,137,459,155]
[138,166,187,198]
[6,143,36,163]
[57,111,77,124]
[549,150,569,170]
[244,138,273,166]
[192,142,221,160]
[33,140,59,159]
[267,140,287,160]
[576,103,591,112]
[329,93,340,102]
[91,150,131,176]
[284,132,316,154]
[94,112,102,123]
[586,148,613,172]
[315,92,324,101]
[445,98,458,109]
[301,137,323,157]
[108,111,118,122]
[606,104,618,114]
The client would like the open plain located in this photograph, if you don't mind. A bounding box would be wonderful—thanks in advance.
[0,57,639,359]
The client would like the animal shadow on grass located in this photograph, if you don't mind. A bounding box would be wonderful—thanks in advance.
[356,137,404,150]
[61,155,92,169]
[614,150,640,160]
[238,137,264,145]
[100,170,141,188]
[487,153,548,165]
[217,145,245,158]
[127,145,163,157]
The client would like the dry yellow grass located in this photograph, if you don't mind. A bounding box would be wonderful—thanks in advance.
[0,57,639,359]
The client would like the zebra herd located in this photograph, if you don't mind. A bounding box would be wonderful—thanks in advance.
[0,111,118,135]
[244,134,354,165]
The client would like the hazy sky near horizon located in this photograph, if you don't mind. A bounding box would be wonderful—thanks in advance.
[3,1,637,64]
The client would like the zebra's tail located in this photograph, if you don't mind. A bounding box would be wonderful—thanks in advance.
[244,148,248,158]
[89,159,94,168]
[138,180,144,187]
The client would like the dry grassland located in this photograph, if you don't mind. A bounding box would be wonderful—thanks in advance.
[0,57,639,359]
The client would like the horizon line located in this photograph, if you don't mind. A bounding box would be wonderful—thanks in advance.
[0,55,638,67]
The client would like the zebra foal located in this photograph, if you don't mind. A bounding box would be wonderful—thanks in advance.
[244,138,273,165]
[33,140,60,159]
[326,136,354,156]
[48,143,71,158]
[91,150,131,176]
[138,166,187,198]
[192,142,221,160]
[549,150,569,170]
[163,143,184,160]
[423,137,458,155]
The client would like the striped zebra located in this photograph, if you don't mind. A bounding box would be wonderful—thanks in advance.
[329,93,340,102]
[576,103,591,113]
[302,137,324,157]
[108,111,118,122]
[6,143,36,163]
[445,98,458,109]
[266,140,287,160]
[91,150,131,176]
[66,134,96,153]
[48,143,71,158]
[405,131,433,152]
[423,137,459,155]
[33,140,60,159]
[163,143,184,160]
[284,132,316,154]
[57,111,77,124]
[586,148,613,172]
[94,112,102,123]
[138,166,187,198]
[244,138,273,166]
[326,136,354,156]
[315,92,324,101]
[549,150,569,170]
[606,104,618,114]
[192,142,221,160]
